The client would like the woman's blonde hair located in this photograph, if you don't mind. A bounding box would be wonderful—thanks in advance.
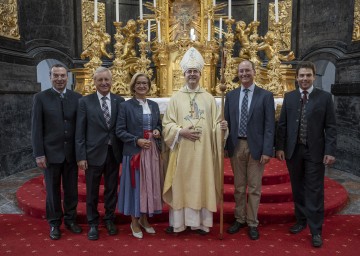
[129,72,151,95]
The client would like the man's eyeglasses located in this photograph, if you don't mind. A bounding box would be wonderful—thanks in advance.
[185,69,200,75]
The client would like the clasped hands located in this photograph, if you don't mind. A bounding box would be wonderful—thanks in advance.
[137,129,161,149]
[180,120,228,142]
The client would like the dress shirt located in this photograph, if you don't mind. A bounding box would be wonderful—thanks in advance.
[97,91,111,115]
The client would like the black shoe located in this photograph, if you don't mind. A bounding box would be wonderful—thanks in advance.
[196,229,209,236]
[289,223,307,234]
[312,234,323,248]
[227,221,247,234]
[65,222,82,234]
[248,226,259,240]
[105,221,118,235]
[88,226,99,240]
[165,226,174,234]
[50,226,61,240]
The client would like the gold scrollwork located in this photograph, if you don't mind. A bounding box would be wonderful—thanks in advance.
[0,0,20,40]
[353,0,360,41]
[81,0,106,51]
[268,0,292,51]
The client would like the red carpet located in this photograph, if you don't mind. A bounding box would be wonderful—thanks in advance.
[16,158,349,224]
[0,214,359,256]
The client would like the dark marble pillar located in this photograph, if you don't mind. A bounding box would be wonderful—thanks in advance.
[332,83,360,176]
[0,62,40,178]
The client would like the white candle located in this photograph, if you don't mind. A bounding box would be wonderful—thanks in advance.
[190,28,195,41]
[157,21,161,42]
[219,17,222,39]
[254,0,258,21]
[154,0,156,8]
[140,0,143,20]
[207,19,211,41]
[94,0,98,23]
[148,19,151,41]
[213,0,216,6]
[228,0,232,19]
[275,0,279,22]
[115,0,119,22]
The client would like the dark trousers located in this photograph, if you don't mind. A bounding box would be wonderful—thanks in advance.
[86,146,119,226]
[44,161,79,227]
[286,144,325,235]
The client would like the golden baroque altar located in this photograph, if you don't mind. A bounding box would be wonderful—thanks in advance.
[74,0,296,98]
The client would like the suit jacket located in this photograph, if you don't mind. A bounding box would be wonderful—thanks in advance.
[276,88,337,162]
[75,92,125,166]
[31,88,82,163]
[116,98,162,156]
[225,85,275,160]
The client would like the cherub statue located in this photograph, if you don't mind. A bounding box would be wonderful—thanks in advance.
[119,19,137,60]
[80,28,113,62]
[235,21,254,59]
[257,30,295,68]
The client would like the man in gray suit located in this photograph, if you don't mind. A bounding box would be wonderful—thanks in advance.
[31,64,82,240]
[276,61,337,248]
[225,60,275,240]
[76,67,124,240]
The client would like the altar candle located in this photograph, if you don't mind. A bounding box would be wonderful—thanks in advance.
[154,0,156,8]
[207,19,211,41]
[94,0,98,23]
[254,0,258,21]
[157,21,161,42]
[148,19,151,41]
[140,0,143,20]
[275,0,279,22]
[219,17,222,39]
[213,0,216,6]
[228,0,232,19]
[115,0,119,22]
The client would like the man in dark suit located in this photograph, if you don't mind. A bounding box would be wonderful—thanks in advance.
[31,64,82,240]
[276,61,337,248]
[225,60,275,240]
[76,67,124,240]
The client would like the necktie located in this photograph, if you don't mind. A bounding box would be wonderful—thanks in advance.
[299,91,308,145]
[239,88,249,137]
[101,96,111,128]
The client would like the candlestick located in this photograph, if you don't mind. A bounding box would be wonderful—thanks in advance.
[115,0,119,22]
[157,21,161,42]
[94,0,98,23]
[275,0,279,22]
[254,0,257,21]
[219,17,222,39]
[207,19,211,41]
[228,0,232,19]
[148,19,151,41]
[140,0,143,20]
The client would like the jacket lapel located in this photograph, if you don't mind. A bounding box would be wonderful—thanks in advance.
[248,85,259,120]
[109,93,117,128]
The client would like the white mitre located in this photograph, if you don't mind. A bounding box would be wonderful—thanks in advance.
[180,47,204,73]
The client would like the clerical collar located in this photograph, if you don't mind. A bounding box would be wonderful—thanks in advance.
[299,85,314,94]
[185,84,200,92]
[52,87,67,94]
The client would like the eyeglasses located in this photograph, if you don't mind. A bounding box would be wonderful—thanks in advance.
[185,69,200,75]
[135,81,149,86]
